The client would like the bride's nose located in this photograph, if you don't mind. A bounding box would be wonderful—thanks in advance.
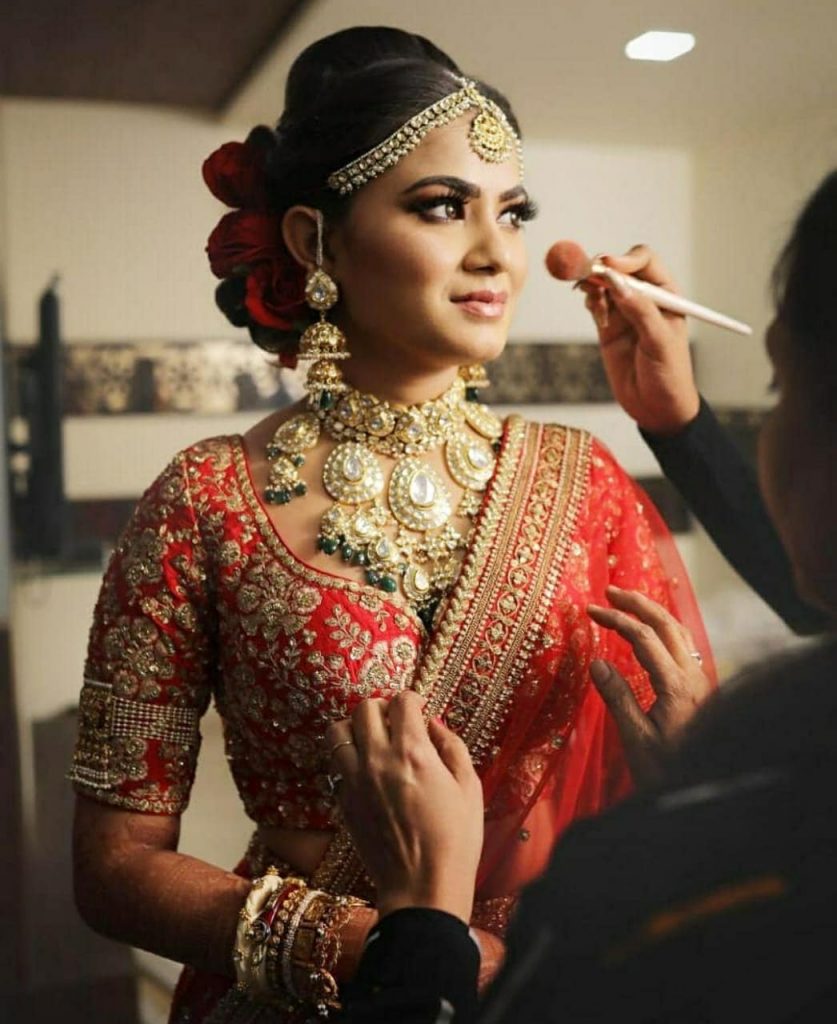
[461,215,511,275]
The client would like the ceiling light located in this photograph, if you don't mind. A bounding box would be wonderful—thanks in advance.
[625,31,695,62]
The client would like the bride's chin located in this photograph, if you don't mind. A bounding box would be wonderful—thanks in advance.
[447,326,509,366]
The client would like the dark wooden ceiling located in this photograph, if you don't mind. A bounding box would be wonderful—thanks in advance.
[0,0,311,111]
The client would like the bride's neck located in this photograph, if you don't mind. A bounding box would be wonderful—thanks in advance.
[340,356,460,406]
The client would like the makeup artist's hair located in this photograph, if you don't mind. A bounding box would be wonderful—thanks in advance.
[772,168,837,406]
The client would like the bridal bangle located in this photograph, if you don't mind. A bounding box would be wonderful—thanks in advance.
[233,870,367,1015]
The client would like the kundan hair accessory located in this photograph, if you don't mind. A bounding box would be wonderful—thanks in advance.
[327,78,522,196]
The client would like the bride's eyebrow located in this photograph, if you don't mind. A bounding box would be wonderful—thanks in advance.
[401,176,479,197]
[401,177,530,204]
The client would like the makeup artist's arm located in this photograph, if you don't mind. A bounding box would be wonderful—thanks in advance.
[582,245,827,635]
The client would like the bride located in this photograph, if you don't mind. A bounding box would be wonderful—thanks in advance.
[70,25,713,1023]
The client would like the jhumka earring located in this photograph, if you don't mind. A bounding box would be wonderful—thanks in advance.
[458,364,490,402]
[298,210,349,410]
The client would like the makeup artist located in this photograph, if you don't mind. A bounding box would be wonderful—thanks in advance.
[332,170,837,1023]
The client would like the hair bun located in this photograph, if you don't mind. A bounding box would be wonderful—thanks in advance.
[284,26,460,117]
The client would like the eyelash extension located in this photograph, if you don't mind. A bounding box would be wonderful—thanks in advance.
[408,190,540,223]
[508,198,539,223]
[408,189,468,215]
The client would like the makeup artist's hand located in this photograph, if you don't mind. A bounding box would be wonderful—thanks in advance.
[587,585,712,788]
[325,692,484,924]
[581,246,700,435]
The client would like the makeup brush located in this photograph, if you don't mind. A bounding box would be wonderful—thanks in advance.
[546,240,752,336]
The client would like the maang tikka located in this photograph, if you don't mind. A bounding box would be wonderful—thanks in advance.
[298,210,349,409]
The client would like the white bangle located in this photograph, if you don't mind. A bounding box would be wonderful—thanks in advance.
[232,868,284,998]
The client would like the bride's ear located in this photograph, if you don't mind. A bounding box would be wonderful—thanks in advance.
[281,206,321,271]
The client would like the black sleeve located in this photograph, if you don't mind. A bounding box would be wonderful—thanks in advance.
[641,397,828,634]
[340,908,480,1024]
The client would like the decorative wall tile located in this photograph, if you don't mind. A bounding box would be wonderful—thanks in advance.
[7,335,769,559]
[12,339,613,415]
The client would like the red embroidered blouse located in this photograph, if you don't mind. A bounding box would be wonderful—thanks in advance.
[71,423,674,832]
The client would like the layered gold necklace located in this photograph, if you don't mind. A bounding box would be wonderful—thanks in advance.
[264,377,503,628]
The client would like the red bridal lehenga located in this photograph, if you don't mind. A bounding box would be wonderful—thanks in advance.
[70,415,714,1022]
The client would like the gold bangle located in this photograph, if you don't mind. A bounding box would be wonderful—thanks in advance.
[264,880,308,1000]
[289,891,367,1011]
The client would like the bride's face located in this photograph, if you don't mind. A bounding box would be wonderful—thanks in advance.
[327,114,532,377]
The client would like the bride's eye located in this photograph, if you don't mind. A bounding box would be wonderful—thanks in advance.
[498,199,538,228]
[409,194,466,221]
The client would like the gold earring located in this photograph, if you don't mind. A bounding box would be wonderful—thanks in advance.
[458,363,490,401]
[298,211,349,409]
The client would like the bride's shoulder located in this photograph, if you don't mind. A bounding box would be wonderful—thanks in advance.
[510,413,630,484]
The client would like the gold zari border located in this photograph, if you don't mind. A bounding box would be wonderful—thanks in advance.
[68,678,201,791]
[311,418,593,896]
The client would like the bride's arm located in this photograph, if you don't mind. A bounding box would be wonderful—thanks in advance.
[73,796,250,976]
[74,796,388,984]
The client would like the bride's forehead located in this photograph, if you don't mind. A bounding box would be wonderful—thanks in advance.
[387,117,524,188]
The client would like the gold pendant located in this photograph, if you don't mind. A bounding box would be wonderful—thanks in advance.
[388,458,451,532]
[402,564,433,604]
[323,443,384,504]
[457,489,484,519]
[463,402,503,440]
[265,412,321,505]
[267,412,321,456]
[445,432,496,491]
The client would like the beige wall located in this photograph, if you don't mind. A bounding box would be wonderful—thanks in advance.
[693,105,837,406]
[679,108,837,660]
[6,89,825,855]
[513,140,692,341]
[1,98,234,343]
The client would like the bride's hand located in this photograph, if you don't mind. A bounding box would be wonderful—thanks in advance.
[587,585,712,788]
[579,245,700,435]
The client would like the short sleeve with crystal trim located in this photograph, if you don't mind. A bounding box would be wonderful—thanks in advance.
[69,453,216,815]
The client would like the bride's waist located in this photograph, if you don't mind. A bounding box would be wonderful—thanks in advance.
[256,823,335,877]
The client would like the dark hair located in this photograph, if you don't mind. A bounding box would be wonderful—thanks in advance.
[214,26,520,351]
[771,169,837,403]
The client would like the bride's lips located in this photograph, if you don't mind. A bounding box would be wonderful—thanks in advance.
[451,290,508,319]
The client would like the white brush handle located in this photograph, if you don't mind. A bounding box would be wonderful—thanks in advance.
[590,262,752,336]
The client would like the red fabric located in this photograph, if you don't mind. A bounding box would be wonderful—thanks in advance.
[78,430,712,841]
[76,426,714,1023]
[473,441,716,898]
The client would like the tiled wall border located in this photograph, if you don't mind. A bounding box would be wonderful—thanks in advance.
[10,338,615,414]
[6,338,768,553]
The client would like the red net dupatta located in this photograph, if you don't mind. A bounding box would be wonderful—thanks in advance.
[312,420,715,924]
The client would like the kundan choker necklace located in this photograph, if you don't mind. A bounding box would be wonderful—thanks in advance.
[264,377,502,628]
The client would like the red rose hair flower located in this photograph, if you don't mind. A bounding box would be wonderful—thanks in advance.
[245,260,307,332]
[203,132,308,335]
[206,210,284,279]
[202,140,269,210]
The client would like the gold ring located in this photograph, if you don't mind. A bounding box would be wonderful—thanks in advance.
[328,739,355,762]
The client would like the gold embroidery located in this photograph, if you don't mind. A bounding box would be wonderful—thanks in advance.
[457,425,591,766]
[231,437,428,635]
[311,419,594,894]
[69,678,201,793]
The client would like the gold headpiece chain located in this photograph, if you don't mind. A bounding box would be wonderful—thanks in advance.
[327,78,523,196]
